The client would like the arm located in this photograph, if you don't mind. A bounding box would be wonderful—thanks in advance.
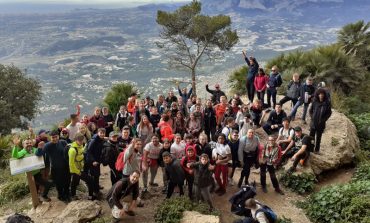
[112,180,124,209]
[238,138,245,164]
[86,140,96,163]
[206,85,214,94]
[69,148,80,175]
[187,88,193,98]
[11,147,28,159]
[178,85,183,96]
[292,145,307,160]
[283,140,295,155]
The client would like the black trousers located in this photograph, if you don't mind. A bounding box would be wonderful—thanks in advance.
[34,172,52,197]
[70,172,94,197]
[279,96,298,108]
[166,181,184,199]
[110,168,123,186]
[204,127,216,142]
[292,150,310,170]
[246,81,255,103]
[87,164,101,193]
[239,154,257,185]
[51,167,70,199]
[310,127,324,152]
[256,91,265,105]
[267,88,277,108]
[260,164,279,189]
[185,174,194,199]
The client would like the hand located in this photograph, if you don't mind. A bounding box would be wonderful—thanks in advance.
[119,209,126,218]
[93,162,99,166]
[13,136,21,146]
[271,125,275,129]
[215,160,221,165]
[186,163,191,168]
[242,50,246,55]
[208,165,215,171]
[291,155,296,161]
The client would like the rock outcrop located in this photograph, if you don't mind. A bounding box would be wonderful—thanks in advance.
[181,211,220,223]
[27,199,101,223]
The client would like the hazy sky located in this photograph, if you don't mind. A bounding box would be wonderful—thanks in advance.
[0,0,190,4]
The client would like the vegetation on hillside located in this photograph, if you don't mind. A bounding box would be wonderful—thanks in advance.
[103,82,137,116]
[0,64,42,135]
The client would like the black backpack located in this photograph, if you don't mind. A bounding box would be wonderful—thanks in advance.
[229,184,257,217]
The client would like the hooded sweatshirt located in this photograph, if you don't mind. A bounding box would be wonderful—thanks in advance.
[68,141,85,175]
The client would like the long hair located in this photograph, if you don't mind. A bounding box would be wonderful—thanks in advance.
[138,115,152,132]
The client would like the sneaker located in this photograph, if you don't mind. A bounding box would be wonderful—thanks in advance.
[142,187,148,193]
[125,210,136,216]
[275,188,285,195]
[228,178,234,186]
[41,196,51,202]
[149,182,159,187]
[262,187,268,193]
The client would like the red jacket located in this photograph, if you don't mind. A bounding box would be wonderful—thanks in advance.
[158,121,174,142]
[254,74,269,91]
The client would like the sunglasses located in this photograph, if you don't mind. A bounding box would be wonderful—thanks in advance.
[271,69,276,72]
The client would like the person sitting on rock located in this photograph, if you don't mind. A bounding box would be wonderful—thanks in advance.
[276,117,294,151]
[287,129,314,173]
[262,103,287,135]
[259,136,284,195]
[279,72,301,108]
[107,170,140,220]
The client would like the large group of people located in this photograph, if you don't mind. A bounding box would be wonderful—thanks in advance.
[10,52,332,222]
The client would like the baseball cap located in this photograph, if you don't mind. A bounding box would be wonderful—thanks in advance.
[61,128,69,134]
[294,126,302,132]
[109,131,120,137]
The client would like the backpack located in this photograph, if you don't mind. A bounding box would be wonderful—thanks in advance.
[115,148,131,172]
[229,184,257,217]
[101,143,114,166]
[276,74,282,87]
[255,202,277,223]
[278,127,294,140]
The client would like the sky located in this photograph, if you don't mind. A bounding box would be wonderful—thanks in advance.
[0,0,190,4]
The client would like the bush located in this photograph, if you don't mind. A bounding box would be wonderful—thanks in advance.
[228,66,248,95]
[301,180,370,223]
[352,162,370,183]
[277,216,293,223]
[0,175,30,205]
[0,135,11,168]
[341,195,370,223]
[280,172,316,194]
[154,196,219,223]
[103,83,137,115]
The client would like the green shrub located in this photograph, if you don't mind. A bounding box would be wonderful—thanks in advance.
[228,66,247,95]
[349,113,370,151]
[0,175,30,205]
[352,162,370,183]
[301,180,370,223]
[0,135,11,168]
[341,195,370,223]
[154,196,219,223]
[103,83,137,115]
[280,172,316,194]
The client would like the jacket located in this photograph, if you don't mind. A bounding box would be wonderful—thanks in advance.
[254,75,268,91]
[68,141,85,175]
[206,85,226,104]
[178,87,193,102]
[245,57,259,81]
[102,140,120,169]
[266,110,287,127]
[259,144,281,166]
[86,134,105,164]
[165,158,185,184]
[228,139,240,164]
[12,146,40,175]
[36,140,68,170]
[309,97,332,130]
[89,115,107,129]
[181,152,199,175]
[286,80,302,99]
[204,107,217,130]
[190,162,214,188]
[299,83,316,104]
[267,72,282,89]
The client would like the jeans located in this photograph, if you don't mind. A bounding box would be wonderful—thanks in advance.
[260,164,279,189]
[239,154,257,185]
[267,88,277,108]
[250,112,262,126]
[142,163,158,188]
[279,96,298,108]
[246,80,255,103]
[166,181,184,198]
[290,101,310,120]
[256,91,265,105]
[88,164,101,194]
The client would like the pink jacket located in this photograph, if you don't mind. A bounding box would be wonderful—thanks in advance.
[254,75,269,91]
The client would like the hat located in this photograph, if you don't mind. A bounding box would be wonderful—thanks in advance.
[38,129,48,135]
[294,126,302,132]
[215,83,220,88]
[162,151,171,158]
[49,130,59,136]
[109,131,120,137]
[61,128,69,134]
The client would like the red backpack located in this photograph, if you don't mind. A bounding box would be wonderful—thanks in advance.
[115,148,130,172]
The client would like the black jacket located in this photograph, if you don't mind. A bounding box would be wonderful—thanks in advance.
[165,158,185,185]
[266,110,287,128]
[206,85,226,104]
[299,83,316,104]
[102,140,120,169]
[106,177,139,209]
[309,98,332,130]
[86,135,105,164]
[196,142,213,159]
[204,107,217,130]
[191,162,214,188]
[36,140,68,170]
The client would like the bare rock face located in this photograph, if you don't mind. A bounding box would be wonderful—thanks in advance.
[181,211,220,223]
[27,199,101,223]
[54,200,101,223]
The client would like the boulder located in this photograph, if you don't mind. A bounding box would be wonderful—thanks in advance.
[181,211,220,223]
[54,200,101,223]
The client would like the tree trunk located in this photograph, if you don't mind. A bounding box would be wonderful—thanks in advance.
[191,68,197,96]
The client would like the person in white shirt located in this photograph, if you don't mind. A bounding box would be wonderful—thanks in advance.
[212,133,231,196]
[276,117,294,151]
[170,134,186,159]
[142,135,162,192]
[244,198,270,223]
[66,113,80,141]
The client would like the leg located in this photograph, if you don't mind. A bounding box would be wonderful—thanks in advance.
[162,167,168,186]
[267,89,272,108]
[301,103,309,121]
[70,173,81,197]
[221,165,228,189]
[289,100,302,119]
[271,89,277,108]
[166,182,175,198]
[149,164,159,185]
[142,169,148,189]
[263,123,272,135]
[279,96,290,106]
[200,185,214,209]
[51,168,64,199]
[178,183,184,196]
[260,164,267,189]
[260,91,265,105]
[34,173,52,198]
[315,129,324,152]
[267,165,279,189]
[80,171,94,197]
[187,175,194,199]
[250,83,255,102]
[214,165,222,188]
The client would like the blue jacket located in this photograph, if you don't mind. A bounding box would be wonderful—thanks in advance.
[178,87,193,103]
[245,57,259,81]
[267,72,282,89]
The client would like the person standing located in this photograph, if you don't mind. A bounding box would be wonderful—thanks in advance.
[203,99,217,142]
[259,136,284,195]
[279,73,301,107]
[162,152,185,199]
[266,65,282,109]
[238,129,259,188]
[212,133,231,196]
[309,88,332,154]
[66,114,80,141]
[243,50,259,104]
[142,135,162,192]
[102,107,114,136]
[206,83,226,105]
[102,131,122,185]
[254,68,269,106]
[289,77,315,122]
[36,130,70,202]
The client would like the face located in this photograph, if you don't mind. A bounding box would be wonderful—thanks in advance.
[232,99,237,106]
[185,137,192,144]
[24,140,33,149]
[163,155,171,164]
[295,131,302,138]
[217,135,225,144]
[51,135,59,143]
[102,108,108,114]
[231,132,239,141]
[176,112,182,119]
[143,116,149,124]
[110,135,118,142]
[200,156,208,165]
[175,136,181,143]
[293,75,299,82]
[275,104,282,113]
[152,136,159,145]
[98,131,105,139]
[163,141,171,149]
[319,93,325,101]
[307,79,313,85]
[221,96,227,104]
[199,136,206,144]
[268,137,275,146]
[190,113,195,120]
[130,172,140,184]
[134,141,143,150]
[95,108,101,116]
[83,115,89,122]
[187,149,194,157]
[283,120,289,128]
[271,67,277,74]
[76,139,84,146]
[195,105,201,112]
[120,106,126,113]
[122,129,129,138]
[171,103,178,109]
[169,91,174,97]
[247,129,254,139]
[79,126,87,134]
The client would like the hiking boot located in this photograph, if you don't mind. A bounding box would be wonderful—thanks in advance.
[41,196,51,202]
[262,187,268,193]
[275,188,285,195]
[125,210,136,216]
[149,182,159,187]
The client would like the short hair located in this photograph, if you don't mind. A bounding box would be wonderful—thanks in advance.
[275,103,282,107]
[128,116,135,122]
[162,151,171,158]
[74,133,85,141]
[122,125,130,130]
[132,170,140,176]
[245,198,257,209]
[70,114,78,119]
[163,114,170,122]
[162,138,170,144]
[245,113,251,119]
[232,129,239,135]
[217,133,226,140]
[50,130,59,136]
[97,128,106,133]
[175,133,182,138]
[282,117,290,123]
[185,134,193,140]
[200,153,209,160]
[130,92,137,97]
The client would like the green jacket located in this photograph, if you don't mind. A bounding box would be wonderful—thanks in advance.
[11,146,40,175]
[68,142,85,175]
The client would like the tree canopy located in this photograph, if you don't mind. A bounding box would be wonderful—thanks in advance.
[156,0,238,95]
[0,64,42,135]
[103,82,137,116]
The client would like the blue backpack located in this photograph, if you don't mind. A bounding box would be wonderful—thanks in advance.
[255,202,277,223]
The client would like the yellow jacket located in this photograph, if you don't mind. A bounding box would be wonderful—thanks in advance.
[68,142,84,175]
